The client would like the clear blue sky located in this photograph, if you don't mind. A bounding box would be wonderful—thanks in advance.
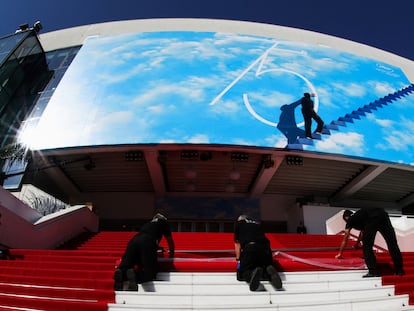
[1,0,413,61]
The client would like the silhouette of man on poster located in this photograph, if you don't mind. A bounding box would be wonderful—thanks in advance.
[277,99,305,144]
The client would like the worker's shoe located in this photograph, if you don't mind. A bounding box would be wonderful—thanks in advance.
[395,269,405,276]
[362,271,380,278]
[126,268,138,291]
[249,267,262,291]
[114,269,123,291]
[266,265,283,290]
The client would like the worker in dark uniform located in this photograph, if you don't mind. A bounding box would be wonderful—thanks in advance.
[296,221,307,234]
[234,215,282,291]
[335,208,404,277]
[114,213,175,291]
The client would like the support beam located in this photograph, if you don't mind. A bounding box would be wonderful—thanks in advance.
[145,150,166,195]
[44,165,82,199]
[250,156,283,197]
[332,164,388,201]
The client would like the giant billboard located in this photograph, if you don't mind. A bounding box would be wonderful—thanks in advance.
[19,31,414,165]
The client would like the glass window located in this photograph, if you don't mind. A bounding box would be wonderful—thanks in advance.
[46,51,68,69]
[0,31,29,65]
[2,158,27,190]
[0,38,80,190]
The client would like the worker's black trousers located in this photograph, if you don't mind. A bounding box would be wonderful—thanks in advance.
[237,242,274,281]
[118,234,158,283]
[362,211,403,273]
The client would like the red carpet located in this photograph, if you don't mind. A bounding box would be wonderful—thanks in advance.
[0,231,413,309]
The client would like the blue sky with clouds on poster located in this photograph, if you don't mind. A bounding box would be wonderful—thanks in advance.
[22,31,414,165]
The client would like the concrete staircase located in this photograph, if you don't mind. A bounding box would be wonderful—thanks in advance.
[109,270,413,311]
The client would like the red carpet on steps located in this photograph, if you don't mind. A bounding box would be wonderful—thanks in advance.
[0,231,413,310]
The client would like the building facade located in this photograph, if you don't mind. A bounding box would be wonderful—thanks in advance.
[1,19,414,232]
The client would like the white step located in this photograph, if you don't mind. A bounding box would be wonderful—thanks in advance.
[115,278,385,296]
[155,270,369,283]
[109,271,410,311]
[115,285,396,305]
[108,295,409,311]
[116,276,384,295]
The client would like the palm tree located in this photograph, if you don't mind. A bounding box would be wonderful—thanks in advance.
[0,143,30,185]
[0,143,28,162]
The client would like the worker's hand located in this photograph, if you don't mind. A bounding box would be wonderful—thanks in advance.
[335,253,344,259]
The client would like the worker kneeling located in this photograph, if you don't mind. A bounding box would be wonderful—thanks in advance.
[234,215,283,291]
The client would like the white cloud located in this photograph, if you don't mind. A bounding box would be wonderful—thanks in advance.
[393,93,414,109]
[97,62,149,84]
[157,39,235,62]
[264,134,287,148]
[84,110,136,137]
[314,132,365,155]
[382,130,414,152]
[132,82,204,107]
[230,133,286,149]
[247,91,295,108]
[210,99,241,115]
[188,134,210,144]
[232,137,257,146]
[376,118,414,152]
[147,104,176,114]
[285,57,348,76]
[331,82,366,97]
[375,118,393,127]
[367,114,393,128]
[307,86,336,109]
[159,139,177,143]
[367,81,396,96]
